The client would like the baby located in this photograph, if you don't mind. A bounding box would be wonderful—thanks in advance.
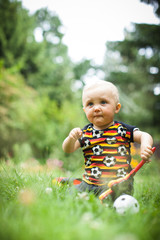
[62,80,153,199]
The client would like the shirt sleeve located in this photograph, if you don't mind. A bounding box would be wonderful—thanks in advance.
[119,121,139,142]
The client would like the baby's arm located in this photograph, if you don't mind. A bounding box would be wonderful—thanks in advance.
[62,128,82,153]
[133,130,153,162]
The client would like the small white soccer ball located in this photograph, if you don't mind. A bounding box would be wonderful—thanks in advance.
[116,168,126,177]
[84,139,91,148]
[92,129,103,138]
[92,145,103,155]
[118,146,127,156]
[106,137,117,144]
[103,156,116,167]
[118,126,126,137]
[113,194,140,215]
[85,158,92,167]
[91,167,102,179]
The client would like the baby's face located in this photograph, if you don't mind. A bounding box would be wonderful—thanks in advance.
[83,84,121,130]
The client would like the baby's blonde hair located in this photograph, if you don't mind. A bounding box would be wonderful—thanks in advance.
[82,80,119,104]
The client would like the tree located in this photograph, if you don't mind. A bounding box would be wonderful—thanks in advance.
[28,8,92,106]
[0,66,37,158]
[140,0,160,17]
[0,0,90,160]
[0,0,33,68]
[0,0,74,106]
[103,2,160,134]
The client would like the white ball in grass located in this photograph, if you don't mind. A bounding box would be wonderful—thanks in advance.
[45,187,53,194]
[113,194,140,215]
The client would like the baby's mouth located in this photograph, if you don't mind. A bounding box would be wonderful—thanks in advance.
[94,114,102,117]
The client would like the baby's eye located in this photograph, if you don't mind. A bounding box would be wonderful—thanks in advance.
[88,102,93,106]
[101,100,107,104]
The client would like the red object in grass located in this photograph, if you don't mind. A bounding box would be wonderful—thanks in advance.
[99,147,156,202]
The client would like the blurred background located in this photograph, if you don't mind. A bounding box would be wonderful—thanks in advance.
[0,0,160,170]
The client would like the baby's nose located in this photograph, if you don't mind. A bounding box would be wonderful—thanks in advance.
[94,104,101,111]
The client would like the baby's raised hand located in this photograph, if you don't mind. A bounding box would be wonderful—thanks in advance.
[141,145,153,162]
[69,128,83,141]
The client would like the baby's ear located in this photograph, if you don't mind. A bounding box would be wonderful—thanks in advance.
[83,107,86,112]
[115,103,121,113]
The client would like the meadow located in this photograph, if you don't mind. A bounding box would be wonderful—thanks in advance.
[0,157,160,240]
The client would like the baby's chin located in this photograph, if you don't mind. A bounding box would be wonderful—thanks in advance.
[93,122,113,130]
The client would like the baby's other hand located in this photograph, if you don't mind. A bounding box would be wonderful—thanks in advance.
[69,128,83,141]
[141,145,153,162]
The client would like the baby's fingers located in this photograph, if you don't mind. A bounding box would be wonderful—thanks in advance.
[69,128,82,140]
[77,129,83,138]
[141,146,154,162]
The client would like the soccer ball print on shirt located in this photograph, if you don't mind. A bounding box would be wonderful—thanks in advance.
[92,145,103,155]
[103,156,116,167]
[91,167,102,179]
[80,122,135,186]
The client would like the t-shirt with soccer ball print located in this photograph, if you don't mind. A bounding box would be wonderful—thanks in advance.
[79,121,138,186]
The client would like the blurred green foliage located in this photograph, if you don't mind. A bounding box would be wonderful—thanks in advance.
[0,0,159,168]
[103,21,160,138]
[0,0,89,167]
[102,0,160,139]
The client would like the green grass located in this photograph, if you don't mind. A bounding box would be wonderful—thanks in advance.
[0,160,160,240]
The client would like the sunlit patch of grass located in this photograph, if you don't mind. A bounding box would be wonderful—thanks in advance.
[0,159,160,240]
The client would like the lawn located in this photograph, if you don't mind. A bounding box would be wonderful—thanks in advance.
[0,158,160,240]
